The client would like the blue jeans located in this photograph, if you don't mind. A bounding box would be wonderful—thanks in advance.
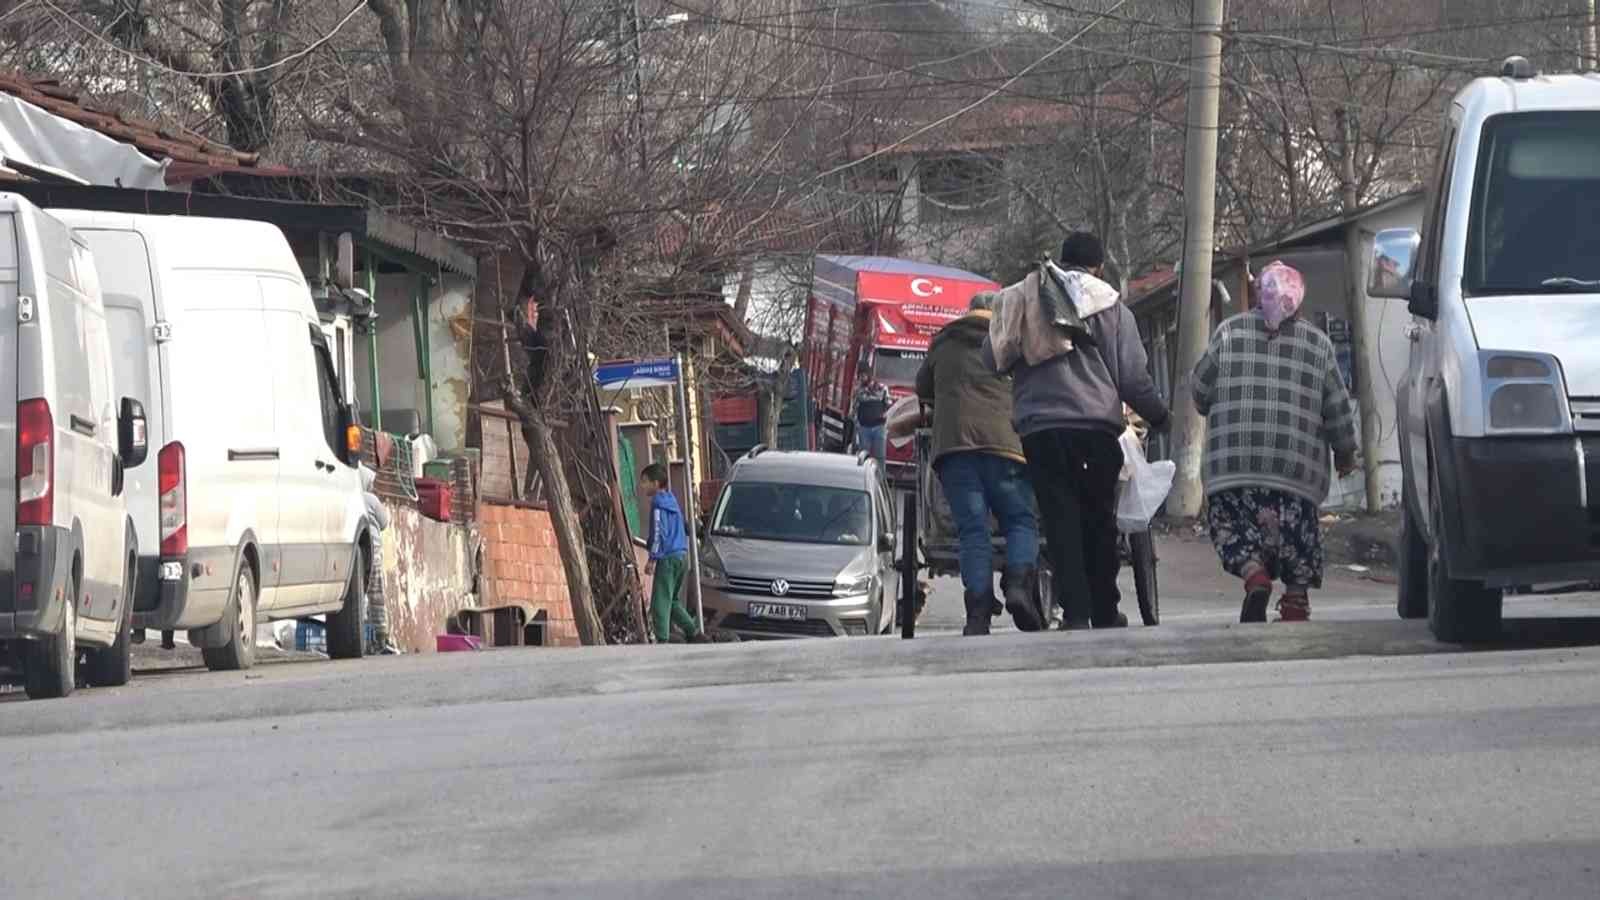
[936,452,1040,597]
[855,423,887,464]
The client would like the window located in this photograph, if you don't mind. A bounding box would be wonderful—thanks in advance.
[711,482,872,545]
[1465,112,1600,295]
[918,154,1005,224]
[313,339,345,458]
[873,351,924,387]
[1417,125,1457,287]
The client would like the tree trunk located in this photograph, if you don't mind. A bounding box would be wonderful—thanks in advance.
[1336,108,1383,513]
[524,411,606,646]
[762,347,798,449]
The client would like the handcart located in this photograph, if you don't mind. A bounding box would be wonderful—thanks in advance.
[895,415,1160,639]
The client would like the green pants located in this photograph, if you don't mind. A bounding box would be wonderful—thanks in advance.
[650,554,699,642]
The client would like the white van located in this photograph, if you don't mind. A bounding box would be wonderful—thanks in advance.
[0,194,148,698]
[1369,58,1600,641]
[54,210,373,670]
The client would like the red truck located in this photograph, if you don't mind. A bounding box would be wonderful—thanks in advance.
[804,255,1000,480]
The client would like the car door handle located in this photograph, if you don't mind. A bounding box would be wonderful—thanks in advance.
[70,415,96,437]
[228,448,280,462]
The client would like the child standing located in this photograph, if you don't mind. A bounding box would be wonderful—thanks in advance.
[640,464,706,644]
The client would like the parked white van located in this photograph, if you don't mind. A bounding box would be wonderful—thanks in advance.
[1370,58,1600,641]
[0,194,148,698]
[55,210,373,670]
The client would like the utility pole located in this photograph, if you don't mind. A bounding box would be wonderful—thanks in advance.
[1587,0,1598,71]
[1167,0,1225,519]
[1336,108,1383,513]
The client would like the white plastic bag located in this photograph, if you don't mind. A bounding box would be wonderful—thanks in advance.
[1116,427,1175,532]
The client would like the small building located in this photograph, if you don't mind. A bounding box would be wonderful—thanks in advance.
[1127,191,1426,511]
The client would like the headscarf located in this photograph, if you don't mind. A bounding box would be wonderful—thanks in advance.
[1255,260,1305,332]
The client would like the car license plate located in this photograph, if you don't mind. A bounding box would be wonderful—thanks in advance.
[749,602,807,621]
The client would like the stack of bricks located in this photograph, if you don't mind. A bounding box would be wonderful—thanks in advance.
[479,501,578,646]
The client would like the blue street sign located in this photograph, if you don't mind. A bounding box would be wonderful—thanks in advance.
[595,358,679,389]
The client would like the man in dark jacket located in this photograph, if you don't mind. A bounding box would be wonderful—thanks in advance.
[985,232,1170,630]
[852,378,891,464]
[917,292,1041,634]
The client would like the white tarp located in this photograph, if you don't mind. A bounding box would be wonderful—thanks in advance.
[0,92,168,189]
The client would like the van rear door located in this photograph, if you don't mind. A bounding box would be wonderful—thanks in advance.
[0,209,18,618]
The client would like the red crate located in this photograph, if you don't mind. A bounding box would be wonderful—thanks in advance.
[416,477,453,522]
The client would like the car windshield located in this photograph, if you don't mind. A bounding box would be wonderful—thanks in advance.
[711,482,871,545]
[873,351,924,386]
[1466,112,1600,296]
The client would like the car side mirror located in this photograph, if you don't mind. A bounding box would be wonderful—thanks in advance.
[118,397,148,468]
[878,532,895,553]
[1368,228,1419,300]
[1407,279,1439,321]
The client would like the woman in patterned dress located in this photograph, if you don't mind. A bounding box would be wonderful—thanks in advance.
[1192,261,1360,622]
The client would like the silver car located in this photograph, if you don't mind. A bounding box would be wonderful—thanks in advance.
[700,449,897,638]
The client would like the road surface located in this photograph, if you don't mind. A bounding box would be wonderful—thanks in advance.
[5,593,1600,899]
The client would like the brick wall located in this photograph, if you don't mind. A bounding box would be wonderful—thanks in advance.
[479,502,578,646]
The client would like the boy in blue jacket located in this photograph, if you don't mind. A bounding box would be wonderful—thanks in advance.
[641,464,706,643]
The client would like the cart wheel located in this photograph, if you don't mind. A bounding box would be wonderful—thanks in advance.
[899,491,918,640]
[1032,562,1058,629]
[1131,531,1159,626]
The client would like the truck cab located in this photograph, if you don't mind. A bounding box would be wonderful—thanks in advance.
[1370,58,1600,641]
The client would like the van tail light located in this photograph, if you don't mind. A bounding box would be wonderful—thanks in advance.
[158,441,187,556]
[16,398,53,526]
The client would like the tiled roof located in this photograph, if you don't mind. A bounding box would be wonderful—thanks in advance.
[0,73,291,185]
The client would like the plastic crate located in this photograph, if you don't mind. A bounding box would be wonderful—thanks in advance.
[294,620,326,653]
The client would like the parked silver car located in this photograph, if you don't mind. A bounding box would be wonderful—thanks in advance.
[1369,58,1600,642]
[700,449,897,638]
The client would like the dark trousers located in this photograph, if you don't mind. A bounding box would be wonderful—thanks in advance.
[1021,428,1122,625]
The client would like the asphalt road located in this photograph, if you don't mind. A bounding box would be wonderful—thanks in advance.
[6,593,1600,899]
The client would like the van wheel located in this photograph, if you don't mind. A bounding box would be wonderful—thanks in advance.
[23,575,77,699]
[326,546,366,660]
[84,557,136,687]
[1396,489,1429,620]
[203,565,258,671]
[1427,464,1502,642]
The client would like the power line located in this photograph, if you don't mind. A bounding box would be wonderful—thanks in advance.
[41,0,367,79]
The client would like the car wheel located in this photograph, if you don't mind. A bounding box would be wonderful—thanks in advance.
[203,564,258,671]
[23,574,77,699]
[1396,487,1429,620]
[1426,463,1502,643]
[84,554,136,687]
[326,545,367,660]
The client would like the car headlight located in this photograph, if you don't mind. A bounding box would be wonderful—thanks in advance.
[699,546,728,586]
[1481,353,1571,434]
[834,573,875,597]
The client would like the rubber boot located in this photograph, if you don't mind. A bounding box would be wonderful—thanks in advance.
[963,591,994,636]
[1002,566,1043,633]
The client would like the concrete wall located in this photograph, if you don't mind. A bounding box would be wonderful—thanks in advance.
[376,505,478,654]
[353,273,474,451]
[479,503,579,646]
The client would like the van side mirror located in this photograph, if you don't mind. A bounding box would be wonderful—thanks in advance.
[1368,228,1420,300]
[878,532,895,553]
[118,397,148,468]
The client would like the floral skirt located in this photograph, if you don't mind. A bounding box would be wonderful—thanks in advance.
[1206,487,1325,589]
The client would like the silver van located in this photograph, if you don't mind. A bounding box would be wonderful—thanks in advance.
[699,449,897,638]
[1370,57,1600,641]
[0,194,148,698]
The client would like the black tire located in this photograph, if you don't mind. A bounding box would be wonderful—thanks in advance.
[84,554,135,687]
[326,545,367,660]
[1427,463,1502,643]
[1033,562,1058,629]
[1396,488,1429,620]
[23,574,77,699]
[1131,531,1159,626]
[203,563,258,671]
[899,491,917,640]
